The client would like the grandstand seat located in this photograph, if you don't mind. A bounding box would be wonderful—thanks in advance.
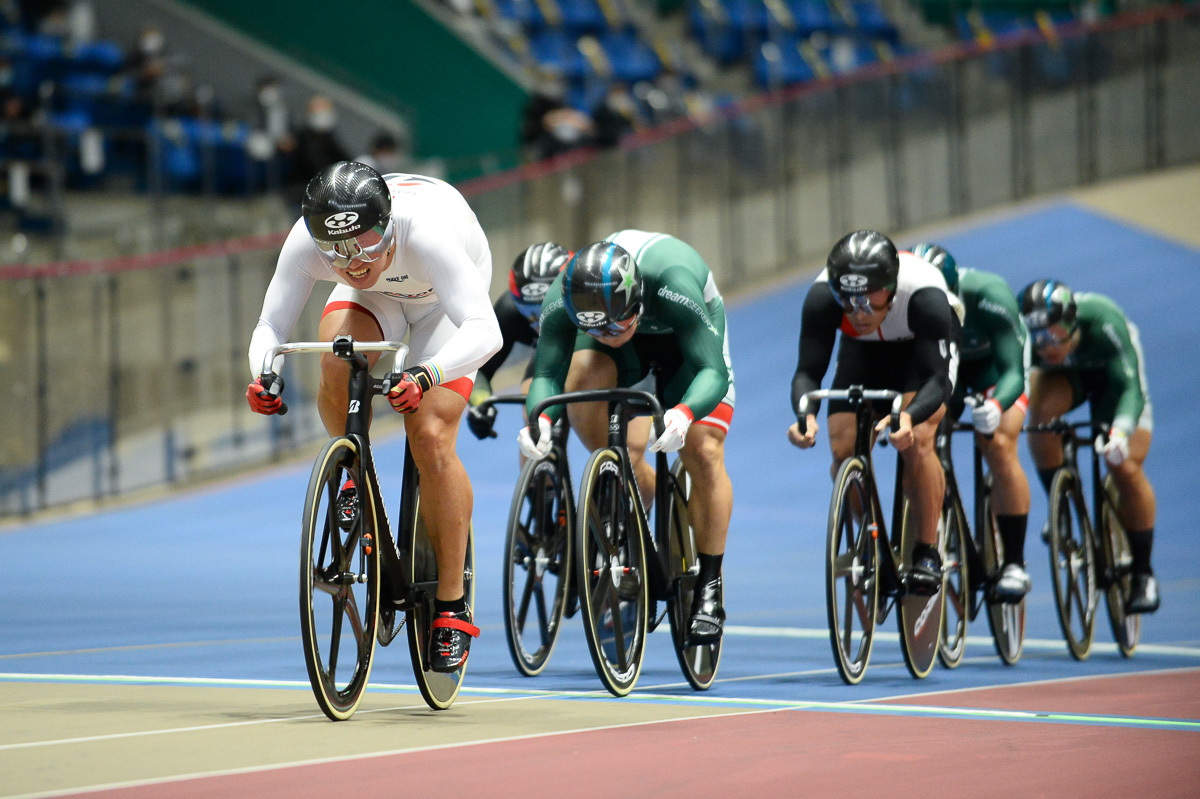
[529,30,592,80]
[601,32,661,84]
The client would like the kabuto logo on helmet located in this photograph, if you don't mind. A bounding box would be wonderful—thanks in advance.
[521,283,549,302]
[576,311,607,326]
[839,274,869,291]
[325,212,360,231]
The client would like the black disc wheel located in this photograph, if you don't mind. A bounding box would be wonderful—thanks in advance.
[897,499,945,680]
[503,452,573,677]
[575,448,648,697]
[980,478,1025,665]
[1047,469,1097,661]
[1100,475,1140,657]
[665,460,721,691]
[300,436,379,721]
[405,479,476,710]
[825,457,879,685]
[937,493,969,669]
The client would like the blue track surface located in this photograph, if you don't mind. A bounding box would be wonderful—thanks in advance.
[3,201,1198,706]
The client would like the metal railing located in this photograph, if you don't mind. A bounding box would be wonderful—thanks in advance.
[2,5,1197,516]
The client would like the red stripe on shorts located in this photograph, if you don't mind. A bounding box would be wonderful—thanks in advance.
[695,401,734,433]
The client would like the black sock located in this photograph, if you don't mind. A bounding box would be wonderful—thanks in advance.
[1037,467,1060,494]
[997,514,1028,566]
[1127,529,1154,575]
[698,552,724,583]
[435,596,467,616]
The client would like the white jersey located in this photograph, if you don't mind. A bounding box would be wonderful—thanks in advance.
[816,252,964,342]
[249,173,501,381]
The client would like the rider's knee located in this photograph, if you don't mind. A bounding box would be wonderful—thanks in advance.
[681,427,726,479]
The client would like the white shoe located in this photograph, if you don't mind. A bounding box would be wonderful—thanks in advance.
[993,563,1031,603]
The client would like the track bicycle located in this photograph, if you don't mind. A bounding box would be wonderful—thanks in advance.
[936,396,1026,669]
[798,386,947,685]
[528,380,720,696]
[471,394,576,677]
[1027,418,1140,660]
[259,335,476,720]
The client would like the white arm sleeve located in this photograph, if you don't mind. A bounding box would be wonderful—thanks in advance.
[247,222,324,377]
[405,216,502,382]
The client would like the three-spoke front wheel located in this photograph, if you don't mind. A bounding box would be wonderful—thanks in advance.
[300,436,379,721]
[825,457,879,685]
[937,494,969,669]
[1048,469,1097,661]
[503,452,573,677]
[1100,475,1140,657]
[575,448,648,697]
[665,460,721,690]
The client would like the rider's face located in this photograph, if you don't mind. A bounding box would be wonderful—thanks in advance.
[1035,324,1077,365]
[589,317,639,347]
[842,288,892,335]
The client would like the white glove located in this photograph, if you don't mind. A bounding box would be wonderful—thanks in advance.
[518,414,554,461]
[972,398,1003,435]
[649,406,693,454]
[1098,428,1130,467]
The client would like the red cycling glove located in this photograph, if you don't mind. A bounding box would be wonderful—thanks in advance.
[246,376,284,415]
[388,364,436,414]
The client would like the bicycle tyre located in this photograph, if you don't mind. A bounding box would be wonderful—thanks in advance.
[1047,468,1097,661]
[980,477,1025,665]
[575,447,648,697]
[825,457,879,685]
[300,436,379,721]
[897,499,945,680]
[665,459,721,691]
[937,491,969,669]
[405,481,476,710]
[1100,475,1140,657]
[503,452,573,677]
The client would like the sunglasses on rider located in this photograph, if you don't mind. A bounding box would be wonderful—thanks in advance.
[313,217,395,269]
[1030,324,1073,348]
[583,313,638,339]
[834,292,890,315]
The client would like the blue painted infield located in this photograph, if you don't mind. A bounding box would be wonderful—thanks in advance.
[2,201,1198,710]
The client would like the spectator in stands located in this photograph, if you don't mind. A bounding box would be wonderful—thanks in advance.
[520,73,594,161]
[124,25,169,107]
[592,81,643,148]
[355,131,409,175]
[281,94,350,204]
[254,76,289,146]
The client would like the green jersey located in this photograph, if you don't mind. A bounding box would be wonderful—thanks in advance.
[1031,292,1149,434]
[527,230,731,421]
[956,268,1028,410]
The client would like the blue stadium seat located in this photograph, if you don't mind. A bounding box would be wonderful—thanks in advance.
[601,32,661,83]
[529,30,592,81]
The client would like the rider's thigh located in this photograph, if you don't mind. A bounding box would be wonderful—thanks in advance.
[981,403,1025,464]
[565,348,619,450]
[1127,426,1152,465]
[900,401,944,462]
[827,411,857,465]
[1026,370,1074,424]
[317,306,385,384]
[679,422,727,480]
[404,386,468,471]
[628,415,652,454]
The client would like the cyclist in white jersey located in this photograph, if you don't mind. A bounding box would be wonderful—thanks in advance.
[245,161,502,672]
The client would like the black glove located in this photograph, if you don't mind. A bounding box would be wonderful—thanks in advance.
[466,403,498,440]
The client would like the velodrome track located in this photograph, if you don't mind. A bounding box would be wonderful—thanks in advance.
[2,167,1199,797]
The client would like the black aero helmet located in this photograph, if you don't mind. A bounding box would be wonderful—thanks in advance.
[561,241,643,334]
[910,243,959,293]
[1017,279,1078,332]
[301,161,393,265]
[826,230,900,306]
[509,242,571,316]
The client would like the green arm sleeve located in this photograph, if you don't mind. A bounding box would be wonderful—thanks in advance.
[665,276,729,419]
[524,293,576,423]
[983,308,1027,410]
[1100,318,1145,434]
